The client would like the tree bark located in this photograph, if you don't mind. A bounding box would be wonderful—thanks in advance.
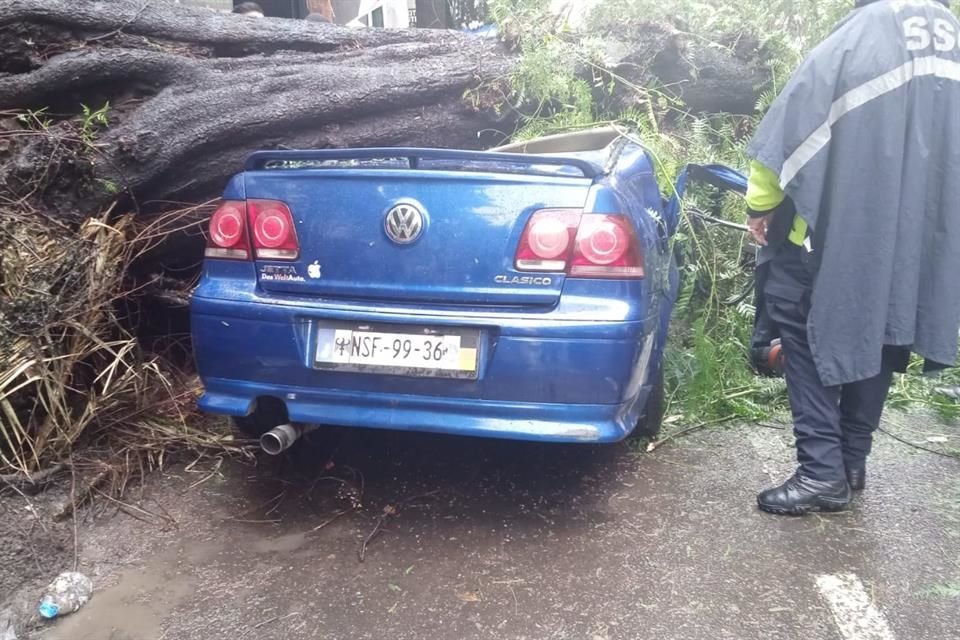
[0,0,765,215]
[595,23,768,117]
[0,0,515,212]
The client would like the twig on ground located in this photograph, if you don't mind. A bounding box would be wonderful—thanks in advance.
[307,467,365,533]
[187,457,223,490]
[645,416,738,452]
[70,458,79,571]
[55,468,110,521]
[0,463,67,491]
[93,488,178,526]
[228,518,282,524]
[510,585,519,615]
[358,490,441,562]
[225,490,286,521]
[306,474,350,497]
[311,509,351,533]
[253,612,299,630]
[1,482,50,534]
[878,427,959,459]
[401,489,441,508]
[359,509,391,563]
[4,495,48,575]
[265,488,288,518]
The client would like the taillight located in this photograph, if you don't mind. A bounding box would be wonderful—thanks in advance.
[569,214,644,278]
[205,200,250,260]
[204,199,299,261]
[516,209,581,271]
[248,199,299,260]
[515,210,644,278]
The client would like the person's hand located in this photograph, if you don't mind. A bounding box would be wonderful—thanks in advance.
[748,213,772,246]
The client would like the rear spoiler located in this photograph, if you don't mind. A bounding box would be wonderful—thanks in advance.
[244,148,603,179]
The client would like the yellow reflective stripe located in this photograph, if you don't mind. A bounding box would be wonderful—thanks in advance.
[746,160,786,211]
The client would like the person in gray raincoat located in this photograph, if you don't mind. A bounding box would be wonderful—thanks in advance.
[745,0,960,515]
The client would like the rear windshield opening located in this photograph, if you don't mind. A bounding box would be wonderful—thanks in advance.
[261,157,589,178]
[263,158,410,170]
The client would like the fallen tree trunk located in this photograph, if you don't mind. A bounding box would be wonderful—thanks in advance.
[595,22,768,117]
[0,0,518,212]
[0,0,766,214]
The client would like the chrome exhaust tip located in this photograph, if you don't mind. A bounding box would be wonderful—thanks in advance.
[259,423,312,455]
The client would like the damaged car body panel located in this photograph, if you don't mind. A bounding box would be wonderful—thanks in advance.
[191,128,716,445]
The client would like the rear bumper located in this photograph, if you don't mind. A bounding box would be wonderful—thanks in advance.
[199,377,652,443]
[191,293,660,443]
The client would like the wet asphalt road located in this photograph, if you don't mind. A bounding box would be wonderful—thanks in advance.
[20,412,960,640]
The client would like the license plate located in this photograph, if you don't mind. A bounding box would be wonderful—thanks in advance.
[314,323,479,379]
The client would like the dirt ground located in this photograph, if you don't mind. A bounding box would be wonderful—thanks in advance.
[1,410,958,640]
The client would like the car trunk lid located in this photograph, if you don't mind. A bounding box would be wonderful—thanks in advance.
[242,149,598,307]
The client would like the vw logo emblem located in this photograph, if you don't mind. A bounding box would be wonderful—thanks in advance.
[384,203,424,245]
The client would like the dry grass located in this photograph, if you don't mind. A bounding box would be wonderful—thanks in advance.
[0,107,252,498]
[0,198,248,487]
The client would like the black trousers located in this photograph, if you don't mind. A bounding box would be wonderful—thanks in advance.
[764,244,894,482]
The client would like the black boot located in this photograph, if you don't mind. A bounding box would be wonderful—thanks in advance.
[846,467,866,491]
[757,472,851,515]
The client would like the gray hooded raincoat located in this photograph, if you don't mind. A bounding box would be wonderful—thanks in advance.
[748,0,960,386]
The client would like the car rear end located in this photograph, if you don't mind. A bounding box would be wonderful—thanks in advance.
[191,146,666,443]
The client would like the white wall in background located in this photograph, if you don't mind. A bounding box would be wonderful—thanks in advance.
[348,0,410,27]
[176,0,233,11]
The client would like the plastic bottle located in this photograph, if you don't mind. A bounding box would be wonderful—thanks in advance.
[37,572,93,620]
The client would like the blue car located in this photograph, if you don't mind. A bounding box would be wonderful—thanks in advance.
[191,127,741,449]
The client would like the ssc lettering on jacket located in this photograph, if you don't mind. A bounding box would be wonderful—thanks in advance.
[903,16,960,52]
